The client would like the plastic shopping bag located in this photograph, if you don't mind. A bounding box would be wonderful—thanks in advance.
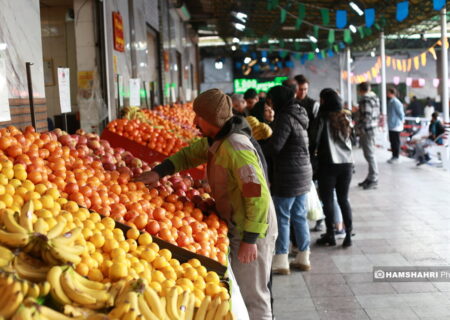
[307,181,325,221]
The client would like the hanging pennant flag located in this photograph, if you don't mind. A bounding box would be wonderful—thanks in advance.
[413,56,419,70]
[295,17,303,30]
[421,52,427,66]
[339,42,346,49]
[402,60,407,72]
[261,50,268,57]
[393,76,400,85]
[298,3,306,19]
[392,58,397,70]
[397,59,403,71]
[280,8,287,23]
[333,44,339,52]
[371,67,377,77]
[280,50,288,58]
[358,26,365,38]
[418,78,425,87]
[396,1,409,22]
[320,8,330,25]
[429,47,437,60]
[365,8,375,27]
[308,52,315,60]
[364,27,373,37]
[241,45,249,53]
[343,29,352,44]
[313,25,319,39]
[294,53,301,60]
[294,42,301,51]
[407,58,412,71]
[376,75,382,83]
[437,40,442,46]
[386,56,391,67]
[318,52,324,60]
[300,54,307,64]
[433,0,446,11]
[327,49,334,58]
[433,78,440,87]
[336,10,347,28]
[267,0,279,10]
[328,29,335,44]
[406,77,412,86]
[279,39,285,48]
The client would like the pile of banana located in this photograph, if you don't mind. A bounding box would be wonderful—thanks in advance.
[47,266,112,310]
[245,116,273,141]
[108,279,234,320]
[0,202,85,266]
[123,106,146,121]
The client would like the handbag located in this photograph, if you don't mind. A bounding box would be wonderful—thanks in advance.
[307,181,325,221]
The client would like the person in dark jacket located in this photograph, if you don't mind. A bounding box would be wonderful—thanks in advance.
[264,86,313,275]
[311,89,353,247]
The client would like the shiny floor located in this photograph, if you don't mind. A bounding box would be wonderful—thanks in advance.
[272,147,450,320]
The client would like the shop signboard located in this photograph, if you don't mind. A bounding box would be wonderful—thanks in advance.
[129,78,141,107]
[233,76,288,94]
[112,12,125,52]
[57,68,71,113]
[0,56,11,122]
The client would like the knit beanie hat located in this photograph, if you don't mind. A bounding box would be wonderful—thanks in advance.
[193,89,233,128]
[319,88,343,114]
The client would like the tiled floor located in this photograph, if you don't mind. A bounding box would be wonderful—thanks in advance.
[272,148,450,320]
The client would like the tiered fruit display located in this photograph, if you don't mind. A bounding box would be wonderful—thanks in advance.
[0,157,234,319]
[0,126,227,263]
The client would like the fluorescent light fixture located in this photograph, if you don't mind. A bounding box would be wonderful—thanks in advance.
[234,23,246,31]
[232,11,248,24]
[232,37,240,43]
[261,57,267,63]
[0,43,7,50]
[315,48,320,53]
[244,57,251,64]
[308,35,318,43]
[349,1,364,16]
[349,25,357,33]
[214,60,224,70]
[231,45,237,51]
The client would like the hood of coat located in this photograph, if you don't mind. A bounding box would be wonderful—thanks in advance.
[281,104,309,131]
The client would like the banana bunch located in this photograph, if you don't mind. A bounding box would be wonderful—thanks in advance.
[123,106,145,121]
[194,295,233,320]
[0,202,35,248]
[0,245,15,267]
[47,266,112,310]
[40,226,84,266]
[0,270,50,302]
[0,272,25,318]
[245,116,273,141]
[12,253,50,283]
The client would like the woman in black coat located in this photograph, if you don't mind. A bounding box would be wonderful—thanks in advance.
[264,86,312,275]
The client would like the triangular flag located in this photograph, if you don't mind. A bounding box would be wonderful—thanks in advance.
[298,3,305,20]
[294,42,301,51]
[328,30,335,44]
[429,47,437,60]
[437,40,442,46]
[371,67,377,77]
[365,8,375,27]
[386,56,391,67]
[343,29,352,44]
[333,44,339,52]
[295,18,303,30]
[294,53,301,60]
[407,58,412,71]
[327,49,334,58]
[421,52,427,66]
[358,26,365,38]
[279,39,285,48]
[433,0,446,10]
[308,52,315,60]
[313,25,319,39]
[336,10,347,28]
[397,59,402,71]
[402,60,407,72]
[396,1,409,22]
[413,56,420,70]
[364,27,373,36]
[392,58,397,70]
[267,0,279,10]
[320,8,330,25]
[280,8,287,23]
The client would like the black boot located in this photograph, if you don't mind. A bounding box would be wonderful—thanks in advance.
[316,232,336,246]
[342,232,352,247]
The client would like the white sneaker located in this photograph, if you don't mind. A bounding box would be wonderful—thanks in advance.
[290,250,311,271]
[387,157,399,164]
[272,254,290,275]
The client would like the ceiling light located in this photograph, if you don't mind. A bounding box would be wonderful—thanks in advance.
[232,37,240,43]
[0,43,6,50]
[244,57,251,64]
[233,23,246,31]
[370,50,376,57]
[349,25,357,33]
[315,48,320,53]
[214,59,224,70]
[307,35,318,43]
[232,11,248,24]
[349,2,364,16]
[231,45,237,51]
[261,57,267,63]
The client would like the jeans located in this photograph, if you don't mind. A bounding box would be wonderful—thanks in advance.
[318,164,353,234]
[273,194,310,253]
[359,131,379,181]
[389,131,401,158]
[333,190,343,224]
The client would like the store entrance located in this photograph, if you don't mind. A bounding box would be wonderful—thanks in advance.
[40,0,79,132]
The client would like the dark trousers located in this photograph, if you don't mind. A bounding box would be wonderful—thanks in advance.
[389,130,401,158]
[317,164,353,234]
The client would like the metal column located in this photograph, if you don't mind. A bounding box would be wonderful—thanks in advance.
[346,48,352,107]
[380,32,387,118]
[441,8,449,123]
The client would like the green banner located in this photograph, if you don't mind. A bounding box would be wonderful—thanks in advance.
[313,25,319,39]
[328,29,335,43]
[234,77,288,94]
[308,52,315,60]
[344,29,353,44]
[298,3,305,19]
[358,26,365,38]
[320,8,330,25]
[295,17,303,30]
[280,8,287,23]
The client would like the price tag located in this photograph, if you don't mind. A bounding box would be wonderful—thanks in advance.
[57,68,71,113]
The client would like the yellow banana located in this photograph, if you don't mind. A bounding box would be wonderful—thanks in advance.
[13,254,49,282]
[48,245,82,265]
[108,302,131,319]
[127,291,140,315]
[26,282,40,299]
[138,293,158,320]
[194,295,211,320]
[52,227,82,246]
[178,291,190,320]
[11,305,34,320]
[51,241,85,255]
[42,248,61,266]
[0,245,14,264]
[46,218,66,239]
[19,201,34,232]
[0,280,20,310]
[106,280,126,307]
[161,297,169,320]
[122,309,137,320]
[205,296,221,320]
[185,292,195,320]
[0,229,30,247]
[215,300,230,319]
[143,286,165,319]
[166,287,180,320]
[38,281,51,297]
[33,219,48,234]
[47,266,71,305]
[3,210,28,234]
[20,280,30,297]
[69,268,108,291]
[39,305,75,320]
[64,269,110,303]
[60,270,97,305]
[0,290,23,318]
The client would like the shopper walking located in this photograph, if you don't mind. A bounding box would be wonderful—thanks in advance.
[264,86,312,274]
[386,88,405,164]
[136,89,277,320]
[355,82,380,190]
[312,89,353,247]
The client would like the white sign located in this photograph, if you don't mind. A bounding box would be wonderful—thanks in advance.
[117,75,124,107]
[0,57,11,122]
[129,78,141,107]
[57,68,71,113]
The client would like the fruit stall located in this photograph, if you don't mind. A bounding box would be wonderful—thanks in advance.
[0,104,248,319]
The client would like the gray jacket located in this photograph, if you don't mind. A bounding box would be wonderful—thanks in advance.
[315,117,353,164]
